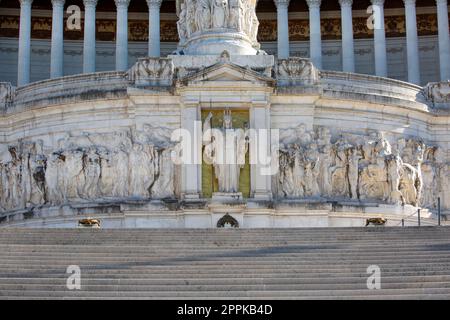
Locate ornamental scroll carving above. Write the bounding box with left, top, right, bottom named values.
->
left=128, top=58, right=174, bottom=86
left=276, top=58, right=319, bottom=86
left=425, top=81, right=450, bottom=107
left=0, top=82, right=14, bottom=109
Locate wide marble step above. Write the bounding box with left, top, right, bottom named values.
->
left=1, top=227, right=450, bottom=299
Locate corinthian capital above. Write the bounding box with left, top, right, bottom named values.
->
left=273, top=0, right=290, bottom=9
left=339, top=0, right=353, bottom=8
left=51, top=0, right=65, bottom=7
left=83, top=0, right=98, bottom=8
left=306, top=0, right=321, bottom=9
left=115, top=0, right=130, bottom=8
left=19, top=0, right=33, bottom=6
left=370, top=0, right=385, bottom=6
left=147, top=0, right=163, bottom=9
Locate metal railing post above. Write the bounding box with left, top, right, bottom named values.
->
left=438, top=197, right=441, bottom=227
left=418, top=209, right=421, bottom=227
left=402, top=219, right=404, bottom=227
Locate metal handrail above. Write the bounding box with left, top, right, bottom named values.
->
left=396, top=197, right=443, bottom=227
left=396, top=209, right=421, bottom=226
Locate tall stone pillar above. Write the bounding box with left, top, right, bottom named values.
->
left=50, top=0, right=65, bottom=78
left=339, top=0, right=355, bottom=73
left=403, top=0, right=421, bottom=84
left=181, top=105, right=201, bottom=199
left=83, top=0, right=97, bottom=73
left=306, top=0, right=322, bottom=69
left=115, top=0, right=130, bottom=71
left=273, top=0, right=290, bottom=59
left=250, top=104, right=272, bottom=200
left=436, top=0, right=450, bottom=81
left=147, top=0, right=162, bottom=57
left=371, top=0, right=387, bottom=77
left=17, top=0, right=33, bottom=86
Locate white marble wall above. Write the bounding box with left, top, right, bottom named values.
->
left=0, top=54, right=449, bottom=229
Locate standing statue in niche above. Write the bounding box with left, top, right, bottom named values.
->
left=203, top=110, right=249, bottom=193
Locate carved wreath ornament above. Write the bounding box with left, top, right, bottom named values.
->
left=216, top=214, right=239, bottom=228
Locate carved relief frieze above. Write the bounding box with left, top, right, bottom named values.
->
left=0, top=13, right=443, bottom=42
left=276, top=125, right=450, bottom=211
left=0, top=126, right=178, bottom=212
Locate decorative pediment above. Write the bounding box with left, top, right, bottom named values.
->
left=175, top=61, right=275, bottom=87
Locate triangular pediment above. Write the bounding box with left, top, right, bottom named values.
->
left=177, top=62, right=275, bottom=86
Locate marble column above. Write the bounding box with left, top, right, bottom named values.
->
left=273, top=0, right=290, bottom=59
left=436, top=0, right=450, bottom=81
left=181, top=105, right=201, bottom=199
left=50, top=0, right=65, bottom=78
left=250, top=104, right=272, bottom=200
left=371, top=0, right=387, bottom=77
left=17, top=0, right=33, bottom=86
left=403, top=0, right=421, bottom=84
left=83, top=0, right=97, bottom=73
left=147, top=0, right=162, bottom=57
left=306, top=0, right=322, bottom=69
left=339, top=0, right=355, bottom=73
left=115, top=0, right=130, bottom=71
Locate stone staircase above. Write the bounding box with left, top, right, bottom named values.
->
left=0, top=227, right=450, bottom=300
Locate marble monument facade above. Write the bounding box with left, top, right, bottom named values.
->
left=0, top=0, right=449, bottom=228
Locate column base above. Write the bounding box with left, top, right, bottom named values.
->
left=182, top=193, right=201, bottom=201
left=252, top=191, right=272, bottom=201
left=212, top=192, right=244, bottom=202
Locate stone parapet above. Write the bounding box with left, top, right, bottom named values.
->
left=319, top=70, right=430, bottom=112
left=7, top=71, right=129, bottom=113
left=0, top=56, right=445, bottom=113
